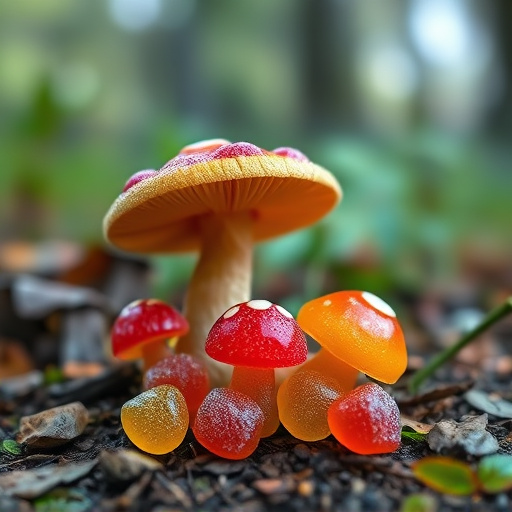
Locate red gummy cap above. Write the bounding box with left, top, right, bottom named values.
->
left=205, top=300, right=307, bottom=368
left=112, top=299, right=189, bottom=360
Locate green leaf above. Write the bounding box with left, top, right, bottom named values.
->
left=412, top=456, right=478, bottom=496
left=401, top=428, right=428, bottom=442
left=477, top=454, right=512, bottom=493
left=400, top=493, right=437, bottom=512
left=34, top=488, right=92, bottom=512
left=1, top=439, right=22, bottom=455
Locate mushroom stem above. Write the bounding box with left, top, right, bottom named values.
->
left=230, top=366, right=279, bottom=438
left=299, top=348, right=359, bottom=395
left=141, top=342, right=172, bottom=372
left=176, top=212, right=253, bottom=387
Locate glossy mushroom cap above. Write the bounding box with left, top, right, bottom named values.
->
left=205, top=300, right=308, bottom=368
left=297, top=291, right=407, bottom=384
left=103, top=140, right=341, bottom=253
left=112, top=299, right=189, bottom=360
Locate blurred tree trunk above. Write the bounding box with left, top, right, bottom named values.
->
left=301, top=0, right=355, bottom=133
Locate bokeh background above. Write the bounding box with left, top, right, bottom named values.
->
left=1, top=0, right=511, bottom=331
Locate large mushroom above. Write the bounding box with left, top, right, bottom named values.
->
left=103, top=139, right=341, bottom=386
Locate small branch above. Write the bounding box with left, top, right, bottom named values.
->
left=407, top=297, right=512, bottom=395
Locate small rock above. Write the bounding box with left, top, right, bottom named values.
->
left=293, top=443, right=311, bottom=460
left=427, top=414, right=499, bottom=456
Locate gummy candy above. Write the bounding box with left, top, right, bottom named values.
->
left=112, top=299, right=188, bottom=370
left=205, top=300, right=307, bottom=437
left=143, top=354, right=210, bottom=424
left=193, top=388, right=264, bottom=460
left=230, top=367, right=279, bottom=438
left=297, top=348, right=359, bottom=393
left=121, top=384, right=189, bottom=455
left=277, top=370, right=344, bottom=441
left=297, top=290, right=407, bottom=384
left=327, top=382, right=401, bottom=455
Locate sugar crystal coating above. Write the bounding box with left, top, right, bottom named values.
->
left=212, top=142, right=265, bottom=159
left=121, top=385, right=189, bottom=455
left=327, top=382, right=401, bottom=455
left=193, top=387, right=264, bottom=459
left=123, top=170, right=158, bottom=192
left=272, top=147, right=309, bottom=162
left=143, top=354, right=210, bottom=423
left=206, top=301, right=307, bottom=368
left=278, top=370, right=344, bottom=441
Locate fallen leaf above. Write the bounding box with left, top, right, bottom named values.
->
left=0, top=460, right=97, bottom=499
left=1, top=439, right=22, bottom=455
left=401, top=416, right=434, bottom=434
left=412, top=456, right=478, bottom=496
left=427, top=414, right=499, bottom=456
left=464, top=390, right=512, bottom=419
left=400, top=493, right=437, bottom=512
left=477, top=454, right=512, bottom=493
left=17, top=402, right=89, bottom=448
left=33, top=488, right=93, bottom=512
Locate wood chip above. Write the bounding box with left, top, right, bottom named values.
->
left=0, top=459, right=97, bottom=498
left=397, top=381, right=474, bottom=407
left=17, top=402, right=89, bottom=448
left=99, top=449, right=162, bottom=482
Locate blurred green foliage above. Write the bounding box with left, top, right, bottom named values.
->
left=1, top=0, right=511, bottom=307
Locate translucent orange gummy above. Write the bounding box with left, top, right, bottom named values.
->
left=327, top=382, right=401, bottom=455
left=143, top=354, right=210, bottom=424
left=230, top=367, right=279, bottom=438
left=277, top=370, right=344, bottom=441
left=193, top=388, right=264, bottom=460
left=297, top=291, right=407, bottom=384
left=121, top=385, right=189, bottom=455
left=298, top=348, right=359, bottom=393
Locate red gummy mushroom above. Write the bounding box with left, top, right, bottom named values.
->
left=205, top=300, right=307, bottom=437
left=112, top=299, right=189, bottom=371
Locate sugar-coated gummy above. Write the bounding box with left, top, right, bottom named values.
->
left=193, top=387, right=264, bottom=460
left=143, top=354, right=210, bottom=423
left=121, top=384, right=189, bottom=455
left=327, top=382, right=401, bottom=455
left=278, top=370, right=344, bottom=442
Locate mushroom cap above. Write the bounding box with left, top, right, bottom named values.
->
left=297, top=291, right=407, bottom=384
left=111, top=299, right=189, bottom=360
left=205, top=300, right=308, bottom=369
left=103, top=140, right=341, bottom=253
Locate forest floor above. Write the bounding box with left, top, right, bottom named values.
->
left=1, top=357, right=512, bottom=511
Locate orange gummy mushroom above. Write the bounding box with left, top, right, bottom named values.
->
left=143, top=353, right=210, bottom=424
left=277, top=290, right=406, bottom=442
left=327, top=382, right=401, bottom=455
left=297, top=290, right=407, bottom=385
left=111, top=299, right=189, bottom=371
left=193, top=387, right=264, bottom=460
left=205, top=300, right=307, bottom=437
left=104, top=139, right=341, bottom=387
left=121, top=384, right=189, bottom=455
